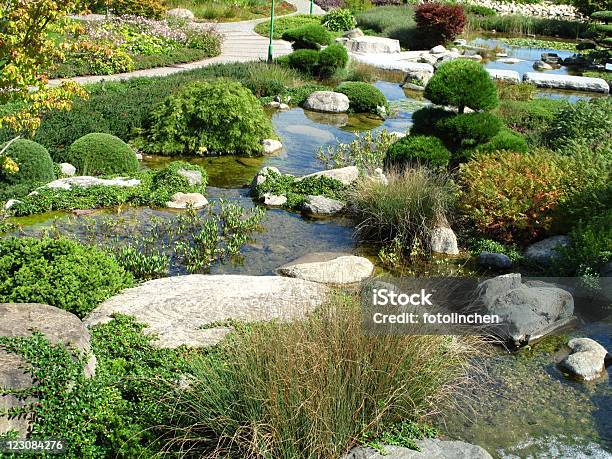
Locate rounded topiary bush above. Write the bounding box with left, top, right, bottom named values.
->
left=67, top=133, right=139, bottom=176
left=282, top=24, right=332, bottom=50
left=436, top=112, right=502, bottom=150
left=386, top=135, right=451, bottom=169
left=424, top=59, right=498, bottom=112
left=318, top=43, right=349, bottom=76
left=286, top=49, right=321, bottom=74
left=142, top=79, right=274, bottom=156
left=0, top=236, right=134, bottom=317
left=476, top=128, right=528, bottom=154
left=335, top=82, right=389, bottom=115
left=0, top=139, right=55, bottom=190
left=410, top=107, right=454, bottom=137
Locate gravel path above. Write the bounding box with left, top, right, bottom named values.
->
left=51, top=0, right=325, bottom=86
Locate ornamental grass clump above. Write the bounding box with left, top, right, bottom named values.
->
left=160, top=294, right=483, bottom=457
left=349, top=168, right=456, bottom=251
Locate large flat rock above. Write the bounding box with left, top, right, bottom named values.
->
left=276, top=252, right=374, bottom=285
left=349, top=53, right=434, bottom=77
left=523, top=73, right=609, bottom=94
left=346, top=439, right=492, bottom=458
left=0, top=303, right=96, bottom=436
left=345, top=36, right=400, bottom=54
left=487, top=68, right=520, bottom=83
left=83, top=275, right=330, bottom=348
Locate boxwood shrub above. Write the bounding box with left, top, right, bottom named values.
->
left=424, top=59, right=498, bottom=112
left=386, top=135, right=451, bottom=169
left=0, top=236, right=134, bottom=317
left=318, top=43, right=349, bottom=76
left=282, top=24, right=333, bottom=50
left=436, top=112, right=502, bottom=150
left=335, top=81, right=389, bottom=115
left=410, top=107, right=454, bottom=137
left=67, top=133, right=140, bottom=176
left=475, top=128, right=528, bottom=154
left=0, top=139, right=55, bottom=199
left=140, top=79, right=274, bottom=156
left=286, top=49, right=321, bottom=74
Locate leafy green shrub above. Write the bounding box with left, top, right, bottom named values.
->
left=424, top=59, right=498, bottom=113
left=0, top=139, right=55, bottom=194
left=436, top=112, right=502, bottom=150
left=495, top=98, right=567, bottom=147
left=161, top=294, right=481, bottom=457
left=282, top=24, right=332, bottom=50
left=318, top=43, right=349, bottom=76
left=350, top=168, right=456, bottom=250
left=322, top=8, right=357, bottom=31
left=475, top=128, right=529, bottom=154
left=410, top=106, right=454, bottom=137
left=336, top=81, right=389, bottom=115
left=544, top=97, right=612, bottom=153
left=458, top=150, right=610, bottom=242
left=286, top=48, right=321, bottom=74
left=8, top=161, right=207, bottom=216
left=140, top=79, right=274, bottom=156
left=0, top=236, right=133, bottom=317
left=386, top=135, right=451, bottom=169
left=67, top=133, right=139, bottom=176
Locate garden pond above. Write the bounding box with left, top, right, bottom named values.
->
left=8, top=77, right=611, bottom=458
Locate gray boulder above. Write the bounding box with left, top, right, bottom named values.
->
left=177, top=168, right=204, bottom=186
left=430, top=227, right=459, bottom=255
left=524, top=235, right=570, bottom=266
left=478, top=252, right=512, bottom=270
left=296, top=166, right=359, bottom=186
left=345, top=439, right=492, bottom=458
left=166, top=192, right=208, bottom=209
left=523, top=72, right=609, bottom=94
left=59, top=162, right=76, bottom=177
left=0, top=303, right=96, bottom=436
left=303, top=91, right=350, bottom=113
left=276, top=252, right=374, bottom=285
left=345, top=36, right=400, bottom=54
left=474, top=273, right=574, bottom=346
left=533, top=60, right=554, bottom=71
left=262, top=139, right=283, bottom=155
left=263, top=193, right=287, bottom=206
left=301, top=195, right=346, bottom=216
left=3, top=198, right=21, bottom=210
left=486, top=69, right=521, bottom=83
left=166, top=7, right=195, bottom=20
left=251, top=166, right=281, bottom=189
left=343, top=28, right=364, bottom=39
left=83, top=275, right=329, bottom=348
left=559, top=337, right=609, bottom=381
left=43, top=176, right=140, bottom=191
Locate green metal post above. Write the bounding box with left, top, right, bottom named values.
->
left=268, top=0, right=276, bottom=63
left=310, top=0, right=313, bottom=15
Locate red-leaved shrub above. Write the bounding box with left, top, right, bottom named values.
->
left=415, top=2, right=465, bottom=46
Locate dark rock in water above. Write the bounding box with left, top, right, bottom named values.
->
left=524, top=235, right=570, bottom=266
left=478, top=252, right=512, bottom=270
left=474, top=274, right=575, bottom=347
left=541, top=52, right=562, bottom=64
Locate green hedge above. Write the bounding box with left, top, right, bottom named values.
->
left=67, top=133, right=139, bottom=176
left=282, top=24, right=332, bottom=50
left=386, top=135, right=451, bottom=169
left=335, top=81, right=389, bottom=115
left=0, top=236, right=133, bottom=317
left=138, top=79, right=274, bottom=156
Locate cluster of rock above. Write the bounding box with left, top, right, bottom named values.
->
left=457, top=0, right=580, bottom=19
left=477, top=235, right=570, bottom=271
left=250, top=165, right=360, bottom=216
left=346, top=440, right=493, bottom=458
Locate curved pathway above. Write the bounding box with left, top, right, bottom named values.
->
left=50, top=0, right=324, bottom=86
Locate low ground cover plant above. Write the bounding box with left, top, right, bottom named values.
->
left=65, top=133, right=140, bottom=175
left=138, top=79, right=274, bottom=156
left=7, top=161, right=207, bottom=216
left=161, top=294, right=482, bottom=457
left=0, top=236, right=133, bottom=317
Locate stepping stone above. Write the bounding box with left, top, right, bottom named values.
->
left=523, top=72, right=609, bottom=93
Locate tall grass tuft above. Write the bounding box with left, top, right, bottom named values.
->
left=465, top=14, right=587, bottom=38
left=349, top=168, right=456, bottom=252
left=160, top=294, right=484, bottom=458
